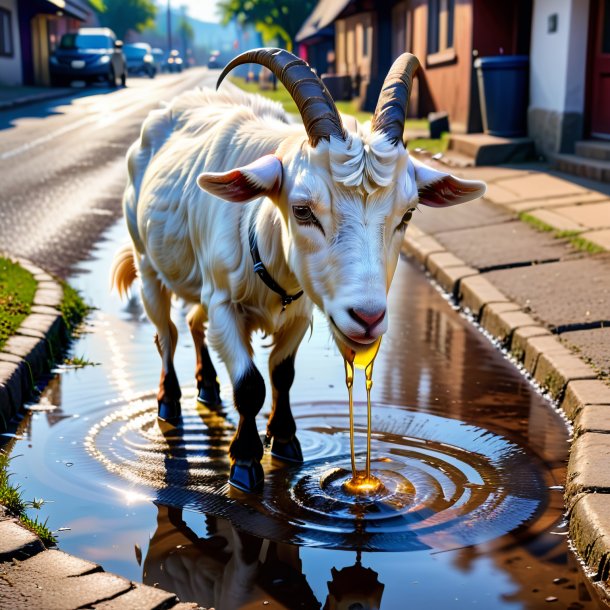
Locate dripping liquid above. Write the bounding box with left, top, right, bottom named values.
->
left=342, top=338, right=383, bottom=495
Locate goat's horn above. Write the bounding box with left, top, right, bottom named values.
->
left=371, top=53, right=421, bottom=147
left=217, top=48, right=346, bottom=147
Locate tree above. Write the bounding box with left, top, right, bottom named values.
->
left=89, top=0, right=157, bottom=41
left=217, top=0, right=317, bottom=52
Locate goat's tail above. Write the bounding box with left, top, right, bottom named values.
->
left=110, top=244, right=138, bottom=298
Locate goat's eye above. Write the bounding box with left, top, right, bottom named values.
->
left=401, top=210, right=413, bottom=225
left=292, top=205, right=314, bottom=222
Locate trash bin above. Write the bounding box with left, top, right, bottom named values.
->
left=474, top=56, right=529, bottom=137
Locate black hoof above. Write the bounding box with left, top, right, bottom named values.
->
left=229, top=460, right=264, bottom=492
left=271, top=436, right=303, bottom=463
left=196, top=382, right=221, bottom=407
left=158, top=399, right=181, bottom=423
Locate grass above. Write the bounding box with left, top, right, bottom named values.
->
left=60, top=282, right=91, bottom=335
left=0, top=258, right=37, bottom=351
left=519, top=212, right=606, bottom=254
left=63, top=355, right=99, bottom=368
left=0, top=450, right=56, bottom=545
left=408, top=132, right=450, bottom=155
left=228, top=77, right=436, bottom=150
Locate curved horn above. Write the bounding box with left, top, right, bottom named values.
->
left=371, top=53, right=421, bottom=147
left=217, top=48, right=346, bottom=147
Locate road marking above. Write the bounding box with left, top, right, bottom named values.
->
left=0, top=71, right=210, bottom=162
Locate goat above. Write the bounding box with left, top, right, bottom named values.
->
left=111, top=49, right=486, bottom=492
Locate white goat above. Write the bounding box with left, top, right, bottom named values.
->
left=111, top=49, right=485, bottom=492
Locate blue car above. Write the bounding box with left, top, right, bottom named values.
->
left=50, top=27, right=127, bottom=87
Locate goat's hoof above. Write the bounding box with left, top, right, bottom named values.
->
left=229, top=460, right=264, bottom=492
left=196, top=383, right=221, bottom=407
left=157, top=399, right=181, bottom=423
left=271, top=436, right=303, bottom=463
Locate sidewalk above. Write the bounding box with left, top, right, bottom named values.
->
left=405, top=157, right=610, bottom=587
left=0, top=85, right=75, bottom=111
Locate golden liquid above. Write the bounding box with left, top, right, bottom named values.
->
left=341, top=339, right=383, bottom=495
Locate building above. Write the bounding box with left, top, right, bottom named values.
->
left=0, top=0, right=90, bottom=87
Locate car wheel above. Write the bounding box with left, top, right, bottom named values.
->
left=121, top=71, right=127, bottom=87
left=148, top=67, right=155, bottom=78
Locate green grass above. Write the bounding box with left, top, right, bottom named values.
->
left=63, top=355, right=99, bottom=368
left=407, top=132, right=450, bottom=155
left=0, top=450, right=56, bottom=546
left=0, top=258, right=37, bottom=351
left=519, top=212, right=606, bottom=254
left=60, top=282, right=91, bottom=335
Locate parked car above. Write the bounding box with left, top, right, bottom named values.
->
left=151, top=48, right=164, bottom=71
left=123, top=43, right=156, bottom=78
left=163, top=49, right=184, bottom=73
left=50, top=27, right=127, bottom=87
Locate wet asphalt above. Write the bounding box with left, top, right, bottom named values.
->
left=0, top=68, right=214, bottom=278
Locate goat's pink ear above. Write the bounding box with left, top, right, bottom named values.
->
left=197, top=154, right=283, bottom=203
left=412, top=157, right=486, bottom=207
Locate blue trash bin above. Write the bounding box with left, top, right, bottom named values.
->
left=474, top=56, right=529, bottom=137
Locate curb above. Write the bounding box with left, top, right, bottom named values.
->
left=0, top=257, right=67, bottom=431
left=0, top=88, right=74, bottom=112
left=402, top=224, right=610, bottom=586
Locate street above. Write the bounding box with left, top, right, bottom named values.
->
left=0, top=69, right=215, bottom=277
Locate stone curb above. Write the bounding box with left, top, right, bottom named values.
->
left=0, top=257, right=68, bottom=431
left=402, top=223, right=610, bottom=583
left=0, top=88, right=74, bottom=112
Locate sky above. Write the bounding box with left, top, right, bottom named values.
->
left=169, top=0, right=221, bottom=23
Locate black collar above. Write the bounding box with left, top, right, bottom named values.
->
left=249, top=212, right=304, bottom=310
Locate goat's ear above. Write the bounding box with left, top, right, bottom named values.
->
left=197, top=154, right=282, bottom=203
left=412, top=157, right=486, bottom=207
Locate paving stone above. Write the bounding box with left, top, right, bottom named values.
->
left=13, top=259, right=44, bottom=276
left=567, top=432, right=610, bottom=494
left=555, top=201, right=610, bottom=229
left=560, top=327, right=610, bottom=380
left=482, top=183, right=521, bottom=205
left=459, top=275, right=510, bottom=316
left=0, top=550, right=130, bottom=609
left=494, top=173, right=589, bottom=200
left=580, top=229, right=610, bottom=251
left=574, top=404, right=610, bottom=435
left=411, top=200, right=512, bottom=235
left=485, top=255, right=610, bottom=330
left=0, top=360, right=24, bottom=422
left=30, top=305, right=61, bottom=316
left=33, top=285, right=63, bottom=308
left=526, top=208, right=585, bottom=232
left=426, top=252, right=466, bottom=276
left=454, top=165, right=532, bottom=183
left=1, top=335, right=47, bottom=378
left=479, top=303, right=536, bottom=344
left=569, top=493, right=610, bottom=580
left=434, top=264, right=478, bottom=295
left=0, top=520, right=45, bottom=561
left=562, top=380, right=610, bottom=420
left=402, top=234, right=445, bottom=264
left=508, top=191, right=610, bottom=213
left=522, top=335, right=566, bottom=373
left=94, top=583, right=177, bottom=610
left=510, top=325, right=553, bottom=361
left=433, top=221, right=573, bottom=271
left=534, top=347, right=597, bottom=398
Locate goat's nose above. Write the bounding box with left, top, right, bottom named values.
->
left=348, top=307, right=386, bottom=330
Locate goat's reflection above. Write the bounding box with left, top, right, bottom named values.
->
left=144, top=504, right=384, bottom=610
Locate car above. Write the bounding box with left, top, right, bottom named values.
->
left=163, top=49, right=183, bottom=73
left=123, top=42, right=156, bottom=78
left=50, top=27, right=127, bottom=87
left=151, top=48, right=164, bottom=70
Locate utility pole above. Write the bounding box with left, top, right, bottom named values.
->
left=167, top=0, right=172, bottom=51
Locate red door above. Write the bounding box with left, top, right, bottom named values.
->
left=592, top=0, right=610, bottom=136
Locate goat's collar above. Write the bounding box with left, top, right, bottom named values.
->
left=249, top=211, right=303, bottom=311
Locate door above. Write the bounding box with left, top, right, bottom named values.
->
left=592, top=0, right=610, bottom=137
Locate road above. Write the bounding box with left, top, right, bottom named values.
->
left=0, top=68, right=216, bottom=277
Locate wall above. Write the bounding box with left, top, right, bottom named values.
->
left=0, top=0, right=22, bottom=85
left=528, top=0, right=590, bottom=154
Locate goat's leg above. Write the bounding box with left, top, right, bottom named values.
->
left=267, top=316, right=309, bottom=463
left=207, top=296, right=265, bottom=492
left=140, top=259, right=181, bottom=422
left=187, top=304, right=221, bottom=407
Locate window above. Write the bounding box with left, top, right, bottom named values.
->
left=0, top=8, right=14, bottom=58
left=427, top=0, right=455, bottom=64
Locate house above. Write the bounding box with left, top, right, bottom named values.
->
left=306, top=0, right=607, bottom=164
left=0, top=0, right=90, bottom=87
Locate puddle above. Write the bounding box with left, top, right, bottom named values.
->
left=2, top=220, right=605, bottom=609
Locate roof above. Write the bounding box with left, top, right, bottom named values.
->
left=296, top=0, right=353, bottom=42
left=46, top=0, right=90, bottom=21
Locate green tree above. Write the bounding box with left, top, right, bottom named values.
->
left=217, top=0, right=316, bottom=52
left=89, top=0, right=157, bottom=41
